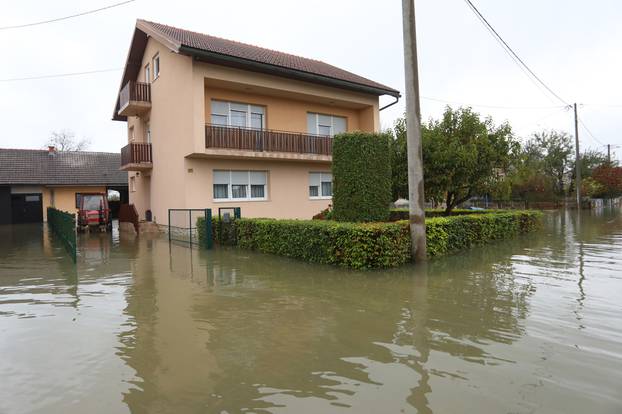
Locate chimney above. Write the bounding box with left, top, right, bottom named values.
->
left=48, top=146, right=56, bottom=156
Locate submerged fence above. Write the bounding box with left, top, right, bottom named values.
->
left=47, top=207, right=77, bottom=262
left=168, top=209, right=212, bottom=248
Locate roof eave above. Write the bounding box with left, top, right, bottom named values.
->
left=179, top=45, right=401, bottom=98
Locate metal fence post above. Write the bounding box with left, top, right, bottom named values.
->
left=205, top=208, right=213, bottom=249
left=188, top=210, right=192, bottom=246
left=234, top=207, right=241, bottom=219
left=168, top=209, right=171, bottom=242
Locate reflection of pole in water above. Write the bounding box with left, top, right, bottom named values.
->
left=405, top=264, right=432, bottom=414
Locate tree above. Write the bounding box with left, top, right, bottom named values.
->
left=45, top=130, right=90, bottom=151
left=527, top=130, right=573, bottom=196
left=592, top=165, right=622, bottom=198
left=418, top=106, right=517, bottom=214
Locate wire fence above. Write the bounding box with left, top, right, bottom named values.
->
left=168, top=209, right=211, bottom=247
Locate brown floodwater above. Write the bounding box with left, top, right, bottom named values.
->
left=0, top=210, right=621, bottom=414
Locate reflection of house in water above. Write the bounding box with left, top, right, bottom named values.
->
left=116, top=232, right=541, bottom=413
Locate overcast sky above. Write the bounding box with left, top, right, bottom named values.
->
left=1, top=0, right=621, bottom=160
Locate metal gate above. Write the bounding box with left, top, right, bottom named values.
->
left=168, top=208, right=212, bottom=248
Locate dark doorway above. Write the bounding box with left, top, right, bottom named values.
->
left=0, top=186, right=11, bottom=225
left=11, top=193, right=43, bottom=224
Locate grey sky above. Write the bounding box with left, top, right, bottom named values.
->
left=1, top=0, right=620, bottom=160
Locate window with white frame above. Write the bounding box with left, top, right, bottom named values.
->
left=144, top=64, right=150, bottom=83
left=309, top=172, right=332, bottom=198
left=130, top=176, right=136, bottom=192
left=153, top=54, right=160, bottom=79
left=211, top=100, right=265, bottom=129
left=307, top=113, right=346, bottom=136
left=213, top=170, right=267, bottom=201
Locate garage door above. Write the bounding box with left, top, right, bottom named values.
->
left=11, top=193, right=43, bottom=223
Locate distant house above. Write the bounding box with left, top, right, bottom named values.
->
left=113, top=19, right=400, bottom=223
left=0, top=147, right=128, bottom=224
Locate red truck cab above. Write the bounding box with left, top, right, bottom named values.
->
left=77, top=193, right=111, bottom=232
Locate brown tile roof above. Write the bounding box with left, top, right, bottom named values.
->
left=0, top=149, right=127, bottom=186
left=138, top=19, right=400, bottom=96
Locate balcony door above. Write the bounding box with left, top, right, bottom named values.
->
left=211, top=100, right=265, bottom=130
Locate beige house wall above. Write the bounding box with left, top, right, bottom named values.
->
left=42, top=186, right=107, bottom=221
left=185, top=158, right=331, bottom=219
left=123, top=36, right=383, bottom=223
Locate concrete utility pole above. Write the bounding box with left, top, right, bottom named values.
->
left=607, top=144, right=611, bottom=164
left=402, top=0, right=427, bottom=261
left=574, top=103, right=581, bottom=209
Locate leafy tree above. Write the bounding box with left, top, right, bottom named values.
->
left=419, top=106, right=517, bottom=214
left=45, top=130, right=90, bottom=151
left=526, top=130, right=573, bottom=196
left=592, top=165, right=622, bottom=198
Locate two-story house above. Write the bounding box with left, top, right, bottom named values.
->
left=114, top=20, right=400, bottom=223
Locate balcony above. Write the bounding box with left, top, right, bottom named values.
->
left=117, top=81, right=151, bottom=117
left=120, top=142, right=152, bottom=171
left=204, top=124, right=332, bottom=162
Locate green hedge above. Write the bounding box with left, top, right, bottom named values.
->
left=198, top=211, right=542, bottom=269
left=196, top=217, right=237, bottom=246
left=236, top=219, right=411, bottom=269
left=424, top=210, right=541, bottom=257
left=332, top=132, right=392, bottom=222
left=388, top=208, right=500, bottom=221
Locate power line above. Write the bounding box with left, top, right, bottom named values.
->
left=577, top=117, right=605, bottom=146
left=0, top=68, right=122, bottom=82
left=0, top=0, right=136, bottom=31
left=421, top=95, right=564, bottom=110
left=463, top=0, right=569, bottom=106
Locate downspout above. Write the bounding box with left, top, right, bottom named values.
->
left=380, top=94, right=400, bottom=111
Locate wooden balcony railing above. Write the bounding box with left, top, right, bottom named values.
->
left=205, top=124, right=332, bottom=156
left=121, top=142, right=152, bottom=167
left=118, top=81, right=151, bottom=115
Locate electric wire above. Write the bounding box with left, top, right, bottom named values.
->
left=463, top=0, right=569, bottom=106
left=0, top=68, right=123, bottom=82
left=0, top=0, right=136, bottom=31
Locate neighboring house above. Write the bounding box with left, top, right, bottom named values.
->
left=0, top=147, right=128, bottom=224
left=114, top=19, right=400, bottom=223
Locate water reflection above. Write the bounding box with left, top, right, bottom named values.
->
left=1, top=210, right=621, bottom=413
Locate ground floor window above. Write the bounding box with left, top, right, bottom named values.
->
left=309, top=172, right=332, bottom=199
left=213, top=170, right=267, bottom=201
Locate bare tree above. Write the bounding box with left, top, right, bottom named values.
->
left=46, top=130, right=90, bottom=151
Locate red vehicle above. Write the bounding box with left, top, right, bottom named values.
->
left=77, top=193, right=112, bottom=232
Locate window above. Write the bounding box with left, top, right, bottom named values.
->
left=25, top=195, right=40, bottom=202
left=145, top=64, right=150, bottom=83
left=129, top=126, right=135, bottom=142
left=213, top=170, right=267, bottom=201
left=307, top=113, right=346, bottom=137
left=146, top=122, right=151, bottom=143
left=130, top=176, right=136, bottom=192
left=75, top=193, right=82, bottom=208
left=153, top=54, right=160, bottom=79
left=309, top=172, right=332, bottom=198
left=211, top=100, right=265, bottom=129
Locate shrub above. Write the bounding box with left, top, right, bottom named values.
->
left=312, top=205, right=334, bottom=220
left=236, top=219, right=411, bottom=269
left=199, top=211, right=542, bottom=269
left=196, top=216, right=237, bottom=246
left=332, top=132, right=392, bottom=222
left=424, top=210, right=542, bottom=257
left=388, top=208, right=500, bottom=221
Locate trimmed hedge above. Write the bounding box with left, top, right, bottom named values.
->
left=424, top=210, right=541, bottom=257
left=198, top=211, right=542, bottom=269
left=388, top=208, right=500, bottom=221
left=332, top=132, right=392, bottom=222
left=236, top=219, right=411, bottom=269
left=196, top=217, right=237, bottom=246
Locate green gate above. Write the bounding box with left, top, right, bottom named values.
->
left=47, top=207, right=77, bottom=262
left=168, top=208, right=213, bottom=249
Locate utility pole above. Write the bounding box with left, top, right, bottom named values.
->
left=402, top=0, right=427, bottom=261
left=607, top=144, right=611, bottom=164
left=574, top=103, right=581, bottom=209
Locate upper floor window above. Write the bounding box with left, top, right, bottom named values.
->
left=213, top=170, right=267, bottom=201
left=309, top=172, right=332, bottom=198
left=211, top=100, right=265, bottom=129
left=153, top=54, right=160, bottom=79
left=144, top=64, right=150, bottom=83
left=307, top=113, right=346, bottom=137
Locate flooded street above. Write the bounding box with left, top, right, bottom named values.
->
left=1, top=211, right=621, bottom=414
